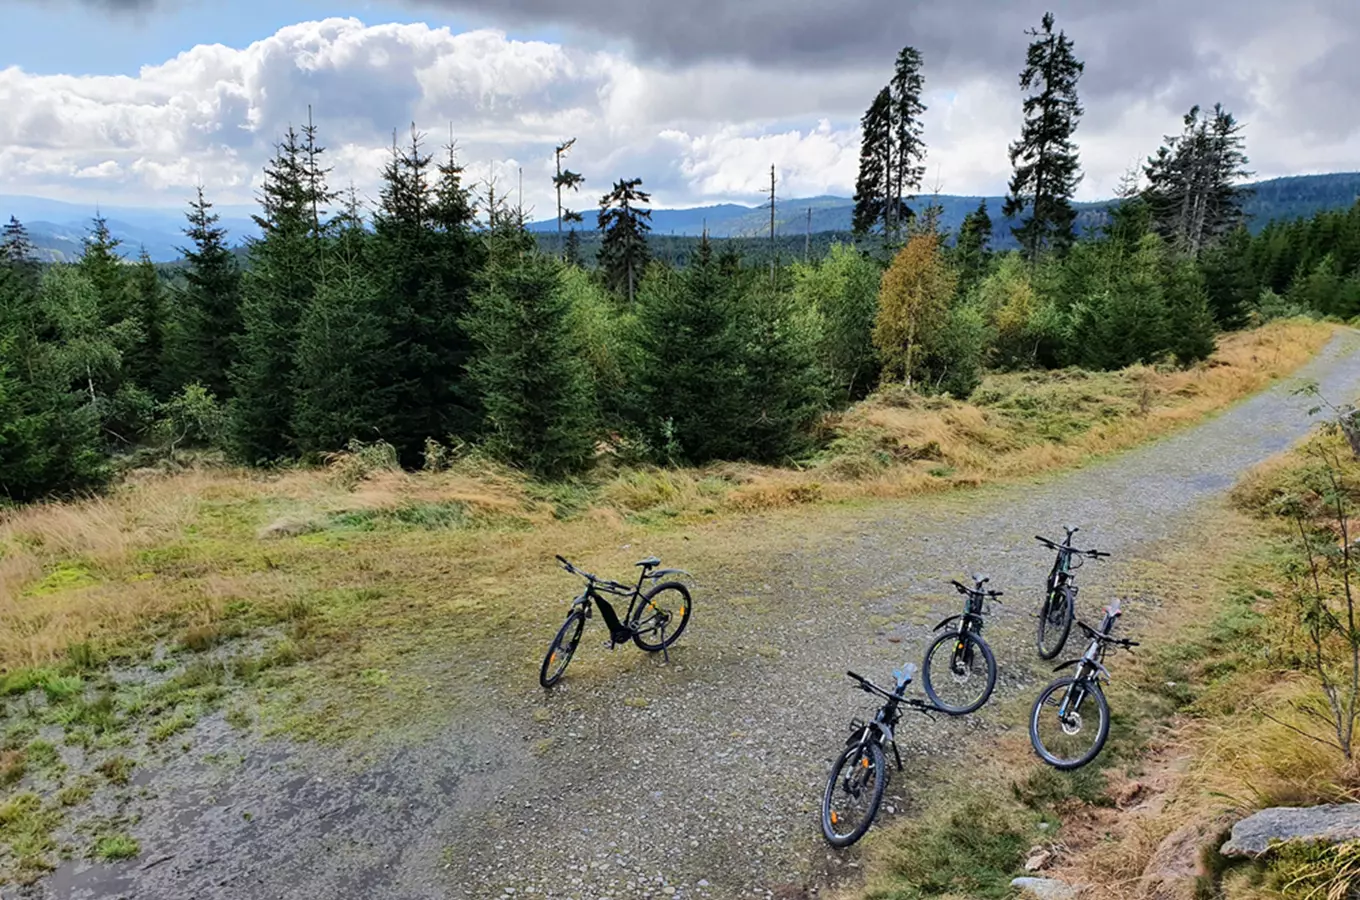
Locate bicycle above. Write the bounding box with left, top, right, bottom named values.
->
left=539, top=555, right=693, bottom=689
left=920, top=574, right=1002, bottom=715
left=1034, top=525, right=1110, bottom=660
left=821, top=665, right=937, bottom=847
left=1028, top=598, right=1139, bottom=770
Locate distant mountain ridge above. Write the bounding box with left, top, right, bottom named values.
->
left=5, top=173, right=1359, bottom=264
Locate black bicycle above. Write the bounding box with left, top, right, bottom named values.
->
left=921, top=574, right=1002, bottom=715
left=1034, top=525, right=1110, bottom=660
left=539, top=555, right=693, bottom=688
left=1028, top=598, right=1139, bottom=770
left=821, top=666, right=936, bottom=847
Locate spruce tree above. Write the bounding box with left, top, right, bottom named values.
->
left=0, top=225, right=107, bottom=501
left=169, top=186, right=242, bottom=400
left=228, top=126, right=318, bottom=464
left=293, top=193, right=396, bottom=454
left=126, top=248, right=165, bottom=397
left=791, top=242, right=881, bottom=403
left=78, top=213, right=132, bottom=327
left=368, top=126, right=484, bottom=462
left=852, top=88, right=893, bottom=239
left=629, top=236, right=745, bottom=463
left=1003, top=12, right=1085, bottom=261
left=955, top=200, right=994, bottom=295
left=597, top=178, right=652, bottom=304
left=888, top=46, right=928, bottom=241
left=462, top=248, right=597, bottom=476
left=564, top=228, right=584, bottom=267
left=1143, top=103, right=1252, bottom=256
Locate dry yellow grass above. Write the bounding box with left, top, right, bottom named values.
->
left=0, top=319, right=1334, bottom=676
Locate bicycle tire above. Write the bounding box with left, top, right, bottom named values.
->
left=921, top=629, right=997, bottom=715
left=1029, top=675, right=1110, bottom=770
left=539, top=610, right=585, bottom=688
left=1036, top=584, right=1074, bottom=660
left=820, top=740, right=887, bottom=848
left=631, top=581, right=691, bottom=652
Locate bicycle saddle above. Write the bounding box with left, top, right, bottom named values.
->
left=635, top=556, right=661, bottom=569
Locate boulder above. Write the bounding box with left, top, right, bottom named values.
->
left=1140, top=813, right=1237, bottom=900
left=1010, top=876, right=1080, bottom=900
left=1220, top=803, right=1360, bottom=858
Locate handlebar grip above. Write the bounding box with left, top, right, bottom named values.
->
left=951, top=580, right=967, bottom=592
left=847, top=670, right=864, bottom=681
left=556, top=554, right=568, bottom=565
left=989, top=590, right=1004, bottom=597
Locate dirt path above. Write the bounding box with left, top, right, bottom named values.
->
left=30, top=329, right=1360, bottom=900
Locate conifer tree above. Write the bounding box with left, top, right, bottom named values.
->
left=1143, top=103, right=1252, bottom=256
left=1003, top=12, right=1085, bottom=261
left=0, top=224, right=107, bottom=501
left=852, top=88, right=893, bottom=239
left=228, top=126, right=318, bottom=464
left=629, top=236, right=745, bottom=463
left=955, top=199, right=994, bottom=295
left=462, top=247, right=597, bottom=476
left=888, top=46, right=928, bottom=240
left=126, top=248, right=165, bottom=397
left=293, top=191, right=396, bottom=454
left=791, top=242, right=881, bottom=403
left=564, top=228, right=584, bottom=267
left=368, top=126, right=484, bottom=461
left=169, top=186, right=242, bottom=400
left=597, top=178, right=652, bottom=304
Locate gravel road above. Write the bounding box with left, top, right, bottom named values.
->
left=27, top=329, right=1360, bottom=900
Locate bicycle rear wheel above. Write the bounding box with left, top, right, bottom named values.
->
left=540, top=610, right=585, bottom=688
left=632, top=581, right=691, bottom=652
left=922, top=629, right=996, bottom=715
left=1029, top=676, right=1110, bottom=770
left=1036, top=584, right=1074, bottom=660
left=820, top=740, right=887, bottom=848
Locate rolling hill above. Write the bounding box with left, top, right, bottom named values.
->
left=5, top=172, right=1358, bottom=264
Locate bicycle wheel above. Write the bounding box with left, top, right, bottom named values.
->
left=820, top=740, right=887, bottom=848
left=631, top=581, right=691, bottom=652
left=1029, top=676, right=1110, bottom=770
left=922, top=629, right=997, bottom=715
left=539, top=610, right=585, bottom=688
left=1036, top=584, right=1074, bottom=660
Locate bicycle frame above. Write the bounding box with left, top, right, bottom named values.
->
left=1051, top=607, right=1120, bottom=715
left=843, top=671, right=935, bottom=772
left=567, top=563, right=692, bottom=646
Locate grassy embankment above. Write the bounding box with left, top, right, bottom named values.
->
left=839, top=397, right=1360, bottom=900
left=0, top=318, right=1338, bottom=883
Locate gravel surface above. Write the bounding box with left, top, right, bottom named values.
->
left=25, top=329, right=1360, bottom=900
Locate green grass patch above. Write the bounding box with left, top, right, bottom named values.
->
left=0, top=792, right=61, bottom=882
left=863, top=793, right=1033, bottom=899
left=92, top=833, right=139, bottom=861
left=24, top=562, right=98, bottom=597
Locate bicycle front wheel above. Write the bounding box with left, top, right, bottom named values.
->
left=632, top=581, right=691, bottom=652
left=820, top=740, right=887, bottom=848
left=1036, top=584, right=1073, bottom=660
left=1029, top=676, right=1110, bottom=770
left=922, top=629, right=997, bottom=715
left=540, top=610, right=585, bottom=688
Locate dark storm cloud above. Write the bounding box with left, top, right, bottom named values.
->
left=407, top=0, right=1357, bottom=106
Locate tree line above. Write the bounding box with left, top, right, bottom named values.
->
left=1, top=12, right=1356, bottom=505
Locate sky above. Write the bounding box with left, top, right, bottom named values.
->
left=1, top=0, right=1357, bottom=219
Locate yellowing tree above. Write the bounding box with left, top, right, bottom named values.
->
left=872, top=231, right=957, bottom=384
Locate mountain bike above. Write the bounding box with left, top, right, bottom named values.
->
left=539, top=555, right=693, bottom=688
left=1028, top=598, right=1139, bottom=770
left=821, top=665, right=937, bottom=847
left=920, top=574, right=1002, bottom=715
left=1034, top=525, right=1110, bottom=660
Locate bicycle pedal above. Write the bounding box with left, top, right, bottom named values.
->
left=603, top=640, right=615, bottom=650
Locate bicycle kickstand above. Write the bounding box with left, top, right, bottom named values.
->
left=661, top=621, right=670, bottom=665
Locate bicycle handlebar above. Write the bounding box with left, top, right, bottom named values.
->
left=1035, top=536, right=1109, bottom=558
left=1075, top=620, right=1139, bottom=648
left=556, top=555, right=630, bottom=594
left=951, top=580, right=1003, bottom=598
